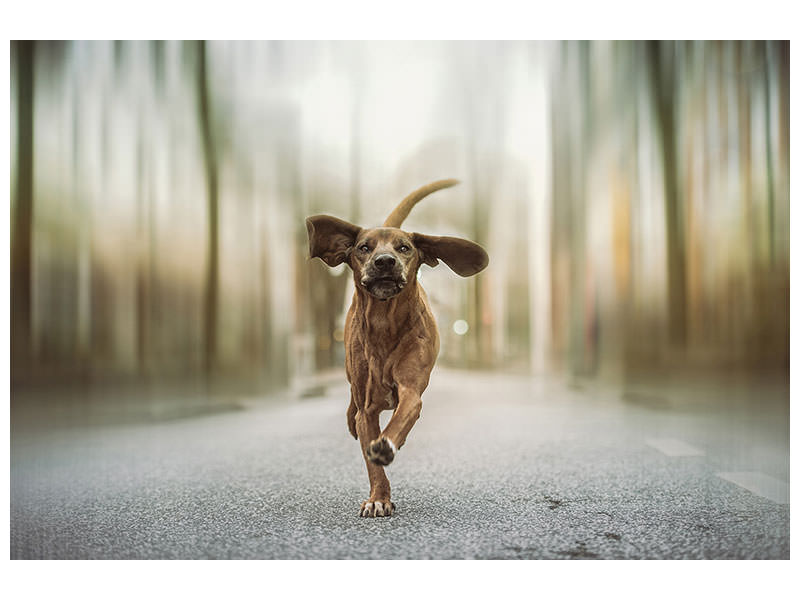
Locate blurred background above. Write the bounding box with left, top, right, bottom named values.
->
left=10, top=40, right=789, bottom=413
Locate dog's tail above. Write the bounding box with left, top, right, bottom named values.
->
left=383, top=179, right=460, bottom=228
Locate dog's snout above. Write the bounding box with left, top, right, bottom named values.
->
left=374, top=254, right=397, bottom=270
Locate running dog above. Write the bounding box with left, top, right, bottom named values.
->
left=306, top=179, right=489, bottom=517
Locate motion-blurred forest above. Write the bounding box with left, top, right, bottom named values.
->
left=10, top=41, right=789, bottom=398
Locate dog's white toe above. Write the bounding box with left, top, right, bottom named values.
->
left=360, top=500, right=395, bottom=518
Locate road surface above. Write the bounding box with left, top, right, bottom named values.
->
left=11, top=370, right=789, bottom=559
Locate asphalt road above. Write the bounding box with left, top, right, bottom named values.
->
left=10, top=370, right=789, bottom=559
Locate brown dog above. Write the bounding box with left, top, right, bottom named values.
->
left=306, top=179, right=489, bottom=517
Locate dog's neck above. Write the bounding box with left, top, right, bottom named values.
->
left=352, top=276, right=422, bottom=339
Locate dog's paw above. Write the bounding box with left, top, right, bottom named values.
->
left=360, top=500, right=396, bottom=518
left=366, top=436, right=396, bottom=466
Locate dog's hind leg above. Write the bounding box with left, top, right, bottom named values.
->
left=346, top=390, right=358, bottom=440
left=356, top=408, right=394, bottom=517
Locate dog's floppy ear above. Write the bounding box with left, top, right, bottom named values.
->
left=306, top=215, right=361, bottom=267
left=412, top=233, right=489, bottom=277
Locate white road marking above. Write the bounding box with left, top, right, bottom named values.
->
left=716, top=471, right=789, bottom=505
left=645, top=437, right=705, bottom=457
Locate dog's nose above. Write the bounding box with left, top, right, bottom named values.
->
left=374, top=254, right=396, bottom=270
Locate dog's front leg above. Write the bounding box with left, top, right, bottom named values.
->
left=369, top=384, right=422, bottom=464
left=355, top=408, right=394, bottom=517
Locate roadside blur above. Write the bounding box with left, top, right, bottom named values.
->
left=10, top=41, right=789, bottom=402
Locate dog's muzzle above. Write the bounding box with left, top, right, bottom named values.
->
left=362, top=254, right=406, bottom=300
left=361, top=274, right=407, bottom=300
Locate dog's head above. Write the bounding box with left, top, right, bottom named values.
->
left=306, top=180, right=489, bottom=300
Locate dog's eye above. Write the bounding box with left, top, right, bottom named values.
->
left=359, top=244, right=370, bottom=253
left=398, top=245, right=410, bottom=253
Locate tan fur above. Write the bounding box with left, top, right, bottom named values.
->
left=306, top=180, right=488, bottom=518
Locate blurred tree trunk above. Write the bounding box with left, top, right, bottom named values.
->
left=762, top=41, right=776, bottom=266
left=350, top=55, right=364, bottom=225
left=736, top=42, right=754, bottom=268
left=776, top=41, right=789, bottom=194
left=571, top=41, right=591, bottom=376
left=775, top=41, right=789, bottom=268
left=134, top=41, right=165, bottom=377
left=73, top=53, right=92, bottom=370
left=196, top=40, right=219, bottom=377
left=548, top=44, right=570, bottom=371
left=470, top=171, right=491, bottom=368
left=11, top=41, right=36, bottom=375
left=135, top=110, right=150, bottom=375
left=647, top=41, right=687, bottom=348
